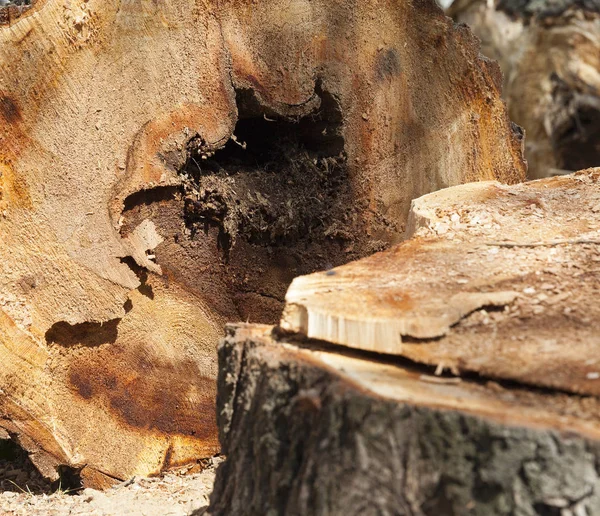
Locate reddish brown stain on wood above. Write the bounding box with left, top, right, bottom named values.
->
left=0, top=95, right=21, bottom=124
left=0, top=162, right=32, bottom=208
left=70, top=371, right=94, bottom=400
left=67, top=343, right=217, bottom=440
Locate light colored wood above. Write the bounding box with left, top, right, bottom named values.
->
left=0, top=0, right=525, bottom=486
left=282, top=169, right=600, bottom=395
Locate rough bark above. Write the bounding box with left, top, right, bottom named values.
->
left=450, top=0, right=600, bottom=179
left=0, top=0, right=524, bottom=486
left=210, top=325, right=600, bottom=516
left=210, top=170, right=600, bottom=515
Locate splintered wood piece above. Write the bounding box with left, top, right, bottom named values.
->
left=281, top=169, right=600, bottom=396
left=209, top=324, right=600, bottom=515
left=0, top=0, right=524, bottom=486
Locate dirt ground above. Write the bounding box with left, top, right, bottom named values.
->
left=0, top=445, right=219, bottom=516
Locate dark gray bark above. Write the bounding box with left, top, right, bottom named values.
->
left=496, top=0, right=600, bottom=19
left=209, top=325, right=600, bottom=516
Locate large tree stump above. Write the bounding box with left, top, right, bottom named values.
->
left=450, top=0, right=600, bottom=179
left=210, top=169, right=600, bottom=515
left=0, top=0, right=525, bottom=486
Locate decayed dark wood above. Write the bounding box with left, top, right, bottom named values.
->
left=209, top=325, right=600, bottom=516
left=0, top=0, right=525, bottom=486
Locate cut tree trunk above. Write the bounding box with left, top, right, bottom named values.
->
left=449, top=0, right=600, bottom=179
left=210, top=169, right=600, bottom=516
left=0, top=0, right=525, bottom=486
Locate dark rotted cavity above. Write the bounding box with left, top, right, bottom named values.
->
left=376, top=48, right=401, bottom=81
left=0, top=0, right=32, bottom=5
left=45, top=319, right=120, bottom=347
left=531, top=503, right=563, bottom=516
left=120, top=256, right=155, bottom=299
left=553, top=102, right=600, bottom=171
left=122, top=186, right=179, bottom=212
left=0, top=2, right=34, bottom=26
left=53, top=465, right=83, bottom=494
left=179, top=86, right=350, bottom=257
left=0, top=438, right=20, bottom=461
left=44, top=296, right=136, bottom=347
left=118, top=84, right=383, bottom=327
left=0, top=437, right=79, bottom=495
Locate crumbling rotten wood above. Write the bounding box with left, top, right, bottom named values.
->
left=210, top=169, right=600, bottom=515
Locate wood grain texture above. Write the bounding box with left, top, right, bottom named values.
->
left=281, top=169, right=600, bottom=395
left=212, top=171, right=600, bottom=515
left=450, top=0, right=600, bottom=178
left=0, top=0, right=525, bottom=485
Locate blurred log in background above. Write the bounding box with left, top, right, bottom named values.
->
left=450, top=0, right=600, bottom=178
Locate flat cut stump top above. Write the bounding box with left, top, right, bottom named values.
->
left=281, top=169, right=600, bottom=396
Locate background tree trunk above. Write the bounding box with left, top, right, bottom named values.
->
left=210, top=169, right=600, bottom=515
left=450, top=0, right=600, bottom=179
left=0, top=0, right=524, bottom=486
